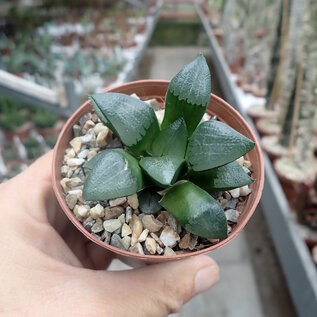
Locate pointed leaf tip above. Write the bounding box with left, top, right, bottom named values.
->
left=162, top=55, right=211, bottom=136
left=90, top=92, right=159, bottom=156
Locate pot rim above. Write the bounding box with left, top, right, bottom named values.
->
left=52, top=79, right=264, bottom=261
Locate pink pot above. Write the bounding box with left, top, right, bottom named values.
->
left=52, top=80, right=264, bottom=264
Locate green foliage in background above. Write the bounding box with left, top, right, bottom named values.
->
left=33, top=109, right=57, bottom=129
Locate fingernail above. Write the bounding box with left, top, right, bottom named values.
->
left=194, top=264, right=219, bottom=295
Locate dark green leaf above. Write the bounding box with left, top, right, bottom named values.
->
left=83, top=149, right=143, bottom=201
left=161, top=54, right=211, bottom=136
left=90, top=93, right=160, bottom=156
left=160, top=181, right=227, bottom=239
left=138, top=189, right=162, bottom=214
left=139, top=155, right=185, bottom=187
left=189, top=161, right=253, bottom=190
left=151, top=117, right=187, bottom=157
left=83, top=151, right=103, bottom=172
left=187, top=120, right=255, bottom=171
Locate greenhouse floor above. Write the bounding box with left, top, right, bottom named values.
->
left=108, top=46, right=297, bottom=317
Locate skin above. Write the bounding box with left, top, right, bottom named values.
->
left=0, top=151, right=219, bottom=317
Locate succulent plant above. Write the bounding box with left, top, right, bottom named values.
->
left=33, top=109, right=58, bottom=129
left=82, top=55, right=255, bottom=239
left=265, top=0, right=291, bottom=111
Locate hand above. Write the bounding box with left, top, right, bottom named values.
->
left=0, top=151, right=219, bottom=317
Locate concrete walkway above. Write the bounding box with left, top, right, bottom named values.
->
left=109, top=47, right=265, bottom=317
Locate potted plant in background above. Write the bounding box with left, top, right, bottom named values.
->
left=33, top=108, right=60, bottom=137
left=52, top=55, right=264, bottom=262
left=247, top=0, right=290, bottom=123
left=0, top=97, right=32, bottom=140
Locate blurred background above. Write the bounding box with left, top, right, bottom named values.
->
left=0, top=0, right=316, bottom=316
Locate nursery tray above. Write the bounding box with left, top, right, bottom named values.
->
left=0, top=1, right=162, bottom=118
left=195, top=2, right=317, bottom=317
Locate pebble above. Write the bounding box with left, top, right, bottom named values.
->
left=126, top=206, right=133, bottom=223
left=91, top=113, right=99, bottom=123
left=179, top=233, right=191, bottom=249
left=129, top=242, right=144, bottom=254
left=142, top=215, right=163, bottom=233
left=145, top=238, right=157, bottom=255
left=101, top=230, right=111, bottom=243
left=145, top=98, right=160, bottom=110
left=103, top=219, right=122, bottom=233
left=226, top=198, right=237, bottom=210
left=109, top=197, right=127, bottom=207
left=83, top=216, right=95, bottom=232
left=225, top=209, right=239, bottom=223
left=156, top=211, right=168, bottom=225
left=150, top=233, right=164, bottom=247
left=91, top=233, right=102, bottom=240
left=83, top=119, right=95, bottom=132
left=87, top=149, right=98, bottom=160
left=160, top=226, right=180, bottom=248
left=164, top=247, right=176, bottom=256
left=65, top=148, right=76, bottom=159
left=68, top=189, right=83, bottom=197
left=229, top=188, right=240, bottom=198
left=60, top=178, right=71, bottom=193
left=70, top=137, right=82, bottom=154
left=65, top=193, right=77, bottom=210
left=227, top=225, right=232, bottom=234
left=243, top=166, right=251, bottom=175
left=244, top=160, right=252, bottom=168
left=78, top=149, right=89, bottom=159
left=86, top=129, right=97, bottom=147
left=138, top=229, right=149, bottom=243
left=90, top=204, right=104, bottom=219
left=188, top=234, right=198, bottom=250
left=167, top=215, right=178, bottom=232
left=118, top=214, right=126, bottom=224
left=224, top=191, right=231, bottom=200
left=155, top=109, right=165, bottom=125
left=96, top=128, right=110, bottom=147
left=66, top=177, right=83, bottom=188
left=236, top=156, right=244, bottom=166
left=122, top=236, right=131, bottom=250
left=77, top=205, right=90, bottom=218
left=121, top=223, right=132, bottom=237
left=73, top=124, right=82, bottom=137
left=72, top=168, right=85, bottom=181
left=79, top=114, right=92, bottom=126
left=61, top=165, right=69, bottom=177
left=104, top=206, right=124, bottom=220
left=130, top=93, right=140, bottom=99
left=67, top=158, right=85, bottom=167
left=127, top=194, right=139, bottom=209
left=240, top=185, right=251, bottom=196
left=91, top=219, right=104, bottom=233
left=81, top=133, right=94, bottom=145
left=220, top=198, right=228, bottom=209
left=156, top=244, right=164, bottom=254
left=130, top=214, right=143, bottom=246
left=93, top=123, right=106, bottom=135
left=73, top=205, right=82, bottom=220
left=110, top=234, right=125, bottom=250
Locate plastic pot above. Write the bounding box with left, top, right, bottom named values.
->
left=52, top=80, right=264, bottom=264
left=246, top=104, right=278, bottom=125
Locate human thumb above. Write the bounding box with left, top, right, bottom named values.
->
left=99, top=255, right=219, bottom=317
